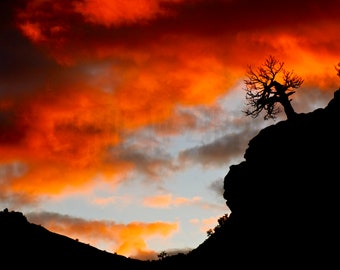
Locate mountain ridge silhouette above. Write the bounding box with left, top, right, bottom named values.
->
left=1, top=89, right=339, bottom=268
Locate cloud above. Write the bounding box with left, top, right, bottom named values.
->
left=1, top=0, right=339, bottom=225
left=26, top=211, right=179, bottom=260
left=142, top=193, right=227, bottom=214
left=73, top=0, right=186, bottom=27
left=11, top=0, right=340, bottom=70
left=107, top=142, right=179, bottom=180
left=143, top=194, right=201, bottom=208
left=208, top=178, right=224, bottom=198
left=178, top=121, right=260, bottom=167
left=0, top=87, right=135, bottom=201
left=91, top=195, right=133, bottom=206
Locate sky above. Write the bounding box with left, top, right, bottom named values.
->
left=1, top=0, right=339, bottom=260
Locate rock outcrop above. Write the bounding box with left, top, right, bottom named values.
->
left=221, top=88, right=340, bottom=267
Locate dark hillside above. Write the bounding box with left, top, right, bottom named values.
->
left=0, top=209, right=149, bottom=269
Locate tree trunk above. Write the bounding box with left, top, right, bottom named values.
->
left=273, top=81, right=297, bottom=120
left=280, top=97, right=296, bottom=120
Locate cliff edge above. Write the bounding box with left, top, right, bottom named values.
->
left=189, top=89, right=340, bottom=268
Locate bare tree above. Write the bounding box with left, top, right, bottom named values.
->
left=157, top=251, right=168, bottom=260
left=243, top=55, right=304, bottom=120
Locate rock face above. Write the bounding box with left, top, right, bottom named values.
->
left=221, top=89, right=340, bottom=267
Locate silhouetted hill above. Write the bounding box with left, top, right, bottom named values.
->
left=1, top=89, right=340, bottom=268
left=189, top=88, right=340, bottom=268
left=0, top=209, right=149, bottom=269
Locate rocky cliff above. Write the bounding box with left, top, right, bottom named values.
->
left=190, top=89, right=340, bottom=267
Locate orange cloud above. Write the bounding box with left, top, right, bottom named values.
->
left=18, top=22, right=46, bottom=42
left=2, top=0, right=339, bottom=204
left=115, top=221, right=178, bottom=259
left=0, top=87, right=135, bottom=198
left=91, top=194, right=134, bottom=207
left=143, top=194, right=202, bottom=208
left=16, top=0, right=340, bottom=90
left=73, top=0, right=181, bottom=27
left=143, top=194, right=173, bottom=208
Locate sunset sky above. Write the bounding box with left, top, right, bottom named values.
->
left=1, top=0, right=339, bottom=260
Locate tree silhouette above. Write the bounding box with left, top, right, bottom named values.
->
left=243, top=55, right=304, bottom=120
left=206, top=228, right=214, bottom=237
left=157, top=251, right=168, bottom=260
left=206, top=213, right=229, bottom=237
